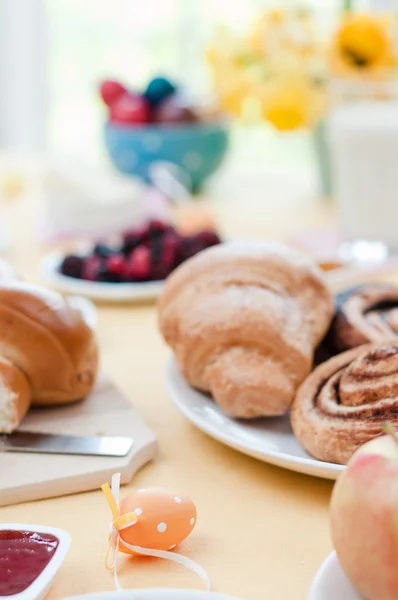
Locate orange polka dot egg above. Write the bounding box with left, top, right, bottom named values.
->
left=117, top=487, right=197, bottom=553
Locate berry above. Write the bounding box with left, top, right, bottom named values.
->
left=148, top=219, right=170, bottom=238
left=127, top=246, right=151, bottom=281
left=110, top=93, right=151, bottom=125
left=176, top=231, right=221, bottom=265
left=99, top=80, right=127, bottom=107
left=122, top=227, right=149, bottom=255
left=82, top=256, right=103, bottom=281
left=193, top=230, right=221, bottom=249
left=105, top=253, right=128, bottom=281
left=144, top=76, right=177, bottom=108
left=150, top=232, right=180, bottom=280
left=60, top=255, right=84, bottom=279
left=93, top=243, right=116, bottom=259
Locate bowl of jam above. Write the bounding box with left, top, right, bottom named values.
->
left=0, top=524, right=71, bottom=599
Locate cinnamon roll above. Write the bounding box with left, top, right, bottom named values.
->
left=327, top=284, right=398, bottom=353
left=291, top=341, right=398, bottom=465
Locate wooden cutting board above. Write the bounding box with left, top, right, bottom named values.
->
left=0, top=374, right=157, bottom=507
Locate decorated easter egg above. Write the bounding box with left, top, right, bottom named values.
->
left=118, top=487, right=197, bottom=551
left=144, top=76, right=177, bottom=107
left=110, top=93, right=151, bottom=125
left=100, top=80, right=127, bottom=107
left=154, top=95, right=198, bottom=125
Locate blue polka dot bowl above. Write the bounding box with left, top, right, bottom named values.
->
left=104, top=119, right=229, bottom=193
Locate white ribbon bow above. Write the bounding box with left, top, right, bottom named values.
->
left=104, top=473, right=211, bottom=592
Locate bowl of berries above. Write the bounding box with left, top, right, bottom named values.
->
left=42, top=220, right=222, bottom=302
left=100, top=76, right=229, bottom=193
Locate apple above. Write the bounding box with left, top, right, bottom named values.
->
left=330, top=427, right=398, bottom=600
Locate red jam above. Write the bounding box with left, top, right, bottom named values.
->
left=0, top=530, right=59, bottom=596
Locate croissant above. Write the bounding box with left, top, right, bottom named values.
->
left=158, top=242, right=334, bottom=418
left=291, top=341, right=398, bottom=465
left=0, top=282, right=99, bottom=432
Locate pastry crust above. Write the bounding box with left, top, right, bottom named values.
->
left=328, top=284, right=398, bottom=352
left=291, top=341, right=398, bottom=465
left=159, top=241, right=334, bottom=418
left=0, top=282, right=98, bottom=406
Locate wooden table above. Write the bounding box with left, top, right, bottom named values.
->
left=0, top=163, right=389, bottom=599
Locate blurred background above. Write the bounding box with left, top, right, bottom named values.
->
left=1, top=0, right=398, bottom=282
left=0, top=0, right=346, bottom=166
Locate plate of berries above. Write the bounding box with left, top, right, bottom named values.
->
left=41, top=220, right=222, bottom=302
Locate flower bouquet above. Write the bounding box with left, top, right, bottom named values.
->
left=206, top=4, right=398, bottom=196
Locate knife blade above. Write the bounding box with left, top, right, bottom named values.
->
left=0, top=431, right=134, bottom=457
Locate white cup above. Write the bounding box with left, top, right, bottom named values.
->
left=328, top=100, right=398, bottom=251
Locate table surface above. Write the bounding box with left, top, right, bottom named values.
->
left=0, top=162, right=393, bottom=600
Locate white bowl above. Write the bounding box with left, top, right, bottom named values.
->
left=63, top=591, right=243, bottom=600
left=0, top=523, right=71, bottom=600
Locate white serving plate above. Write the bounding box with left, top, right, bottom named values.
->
left=41, top=247, right=366, bottom=305
left=165, top=357, right=344, bottom=480
left=308, top=552, right=363, bottom=600
left=0, top=523, right=71, bottom=600
left=63, top=592, right=243, bottom=600
left=41, top=253, right=163, bottom=302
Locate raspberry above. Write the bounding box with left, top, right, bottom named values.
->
left=103, top=254, right=128, bottom=282
left=127, top=246, right=151, bottom=281
left=82, top=256, right=103, bottom=281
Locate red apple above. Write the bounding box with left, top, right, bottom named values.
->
left=330, top=430, right=398, bottom=600
left=110, top=94, right=151, bottom=125
left=99, top=80, right=127, bottom=107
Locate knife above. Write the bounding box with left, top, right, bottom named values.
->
left=0, top=431, right=134, bottom=457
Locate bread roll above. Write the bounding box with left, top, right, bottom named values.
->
left=0, top=356, right=31, bottom=433
left=0, top=282, right=98, bottom=406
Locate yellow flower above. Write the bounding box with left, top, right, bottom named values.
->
left=331, top=14, right=396, bottom=74
left=0, top=173, right=26, bottom=200
left=261, top=75, right=324, bottom=131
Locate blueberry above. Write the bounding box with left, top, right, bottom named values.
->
left=93, top=244, right=116, bottom=259
left=144, top=76, right=177, bottom=107
left=97, top=266, right=123, bottom=283
left=60, top=255, right=84, bottom=279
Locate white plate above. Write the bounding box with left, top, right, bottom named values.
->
left=41, top=253, right=163, bottom=302
left=165, top=357, right=344, bottom=480
left=0, top=522, right=71, bottom=600
left=63, top=591, right=243, bottom=600
left=308, top=552, right=363, bottom=600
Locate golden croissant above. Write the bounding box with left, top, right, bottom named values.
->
left=158, top=242, right=334, bottom=418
